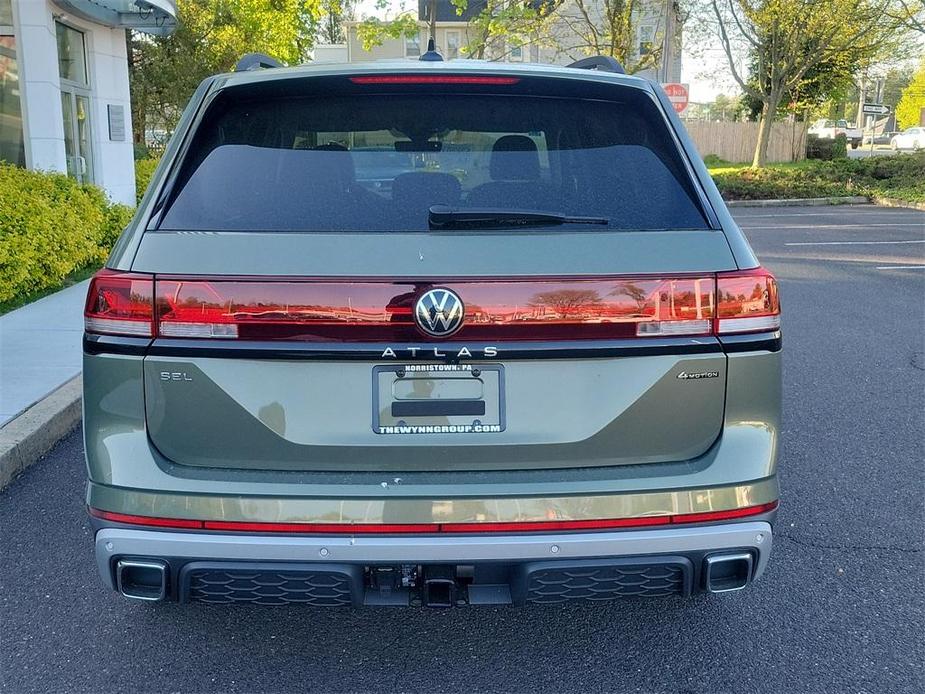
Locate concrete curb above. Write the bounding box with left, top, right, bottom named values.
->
left=725, top=196, right=870, bottom=207
left=871, top=197, right=925, bottom=211
left=0, top=375, right=81, bottom=491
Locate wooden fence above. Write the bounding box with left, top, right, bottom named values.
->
left=683, top=121, right=807, bottom=164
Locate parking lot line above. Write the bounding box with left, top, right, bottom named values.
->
left=740, top=223, right=921, bottom=229
left=875, top=265, right=925, bottom=270
left=784, top=240, right=925, bottom=246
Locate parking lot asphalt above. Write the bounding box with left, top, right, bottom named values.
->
left=1, top=205, right=923, bottom=694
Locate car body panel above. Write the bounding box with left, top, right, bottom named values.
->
left=131, top=230, right=738, bottom=277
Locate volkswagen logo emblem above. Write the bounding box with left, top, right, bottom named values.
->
left=414, top=288, right=465, bottom=337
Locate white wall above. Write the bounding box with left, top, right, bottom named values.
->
left=14, top=0, right=66, bottom=172
left=13, top=0, right=135, bottom=205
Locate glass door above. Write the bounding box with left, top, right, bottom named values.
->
left=60, top=89, right=93, bottom=184
left=56, top=21, right=93, bottom=184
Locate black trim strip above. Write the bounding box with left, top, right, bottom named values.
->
left=718, top=330, right=781, bottom=354
left=84, top=333, right=779, bottom=359
left=142, top=337, right=723, bottom=361
left=83, top=334, right=152, bottom=356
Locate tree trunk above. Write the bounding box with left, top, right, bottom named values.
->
left=752, top=90, right=782, bottom=168
left=125, top=30, right=144, bottom=147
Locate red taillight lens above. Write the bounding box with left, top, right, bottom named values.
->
left=152, top=277, right=715, bottom=342
left=88, top=501, right=778, bottom=533
left=715, top=268, right=780, bottom=334
left=349, top=75, right=520, bottom=85
left=84, top=270, right=154, bottom=337
left=96, top=273, right=777, bottom=342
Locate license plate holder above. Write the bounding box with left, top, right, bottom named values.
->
left=372, top=364, right=505, bottom=436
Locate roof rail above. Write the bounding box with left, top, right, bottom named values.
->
left=235, top=53, right=283, bottom=72
left=567, top=56, right=625, bottom=75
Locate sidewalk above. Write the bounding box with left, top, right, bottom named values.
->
left=0, top=280, right=88, bottom=425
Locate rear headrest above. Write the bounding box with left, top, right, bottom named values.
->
left=309, top=143, right=356, bottom=189
left=392, top=172, right=461, bottom=208
left=490, top=135, right=540, bottom=181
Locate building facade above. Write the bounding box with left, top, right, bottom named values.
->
left=0, top=0, right=175, bottom=205
left=323, top=0, right=681, bottom=83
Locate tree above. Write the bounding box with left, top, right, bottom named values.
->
left=706, top=93, right=747, bottom=120
left=354, top=1, right=422, bottom=52
left=709, top=0, right=913, bottom=167
left=129, top=0, right=320, bottom=142
left=459, top=0, right=558, bottom=60
left=317, top=0, right=357, bottom=43
left=356, top=1, right=559, bottom=61
left=543, top=0, right=683, bottom=74
left=895, top=60, right=925, bottom=128
left=886, top=0, right=925, bottom=32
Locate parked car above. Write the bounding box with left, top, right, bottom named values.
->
left=863, top=130, right=898, bottom=146
left=808, top=118, right=862, bottom=148
left=83, top=56, right=782, bottom=607
left=890, top=127, right=924, bottom=150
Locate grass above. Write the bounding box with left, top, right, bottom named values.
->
left=0, top=264, right=98, bottom=316
left=705, top=152, right=925, bottom=203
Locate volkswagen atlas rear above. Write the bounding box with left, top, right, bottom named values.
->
left=84, top=60, right=781, bottom=606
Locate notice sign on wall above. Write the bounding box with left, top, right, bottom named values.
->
left=108, top=105, right=126, bottom=142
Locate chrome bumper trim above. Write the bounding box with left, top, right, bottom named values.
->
left=96, top=521, right=773, bottom=588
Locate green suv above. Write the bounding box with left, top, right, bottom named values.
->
left=83, top=54, right=781, bottom=606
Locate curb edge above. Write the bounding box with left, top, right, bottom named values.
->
left=0, top=375, right=82, bottom=491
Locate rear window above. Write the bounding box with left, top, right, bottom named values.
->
left=158, top=88, right=709, bottom=232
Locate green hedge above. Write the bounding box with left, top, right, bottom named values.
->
left=135, top=157, right=160, bottom=204
left=0, top=164, right=133, bottom=304
left=806, top=133, right=848, bottom=161
left=710, top=152, right=925, bottom=202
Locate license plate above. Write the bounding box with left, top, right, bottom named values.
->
left=372, top=364, right=505, bottom=435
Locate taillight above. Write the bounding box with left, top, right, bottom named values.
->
left=84, top=270, right=154, bottom=337
left=85, top=272, right=778, bottom=342
left=152, top=276, right=716, bottom=342
left=715, top=268, right=781, bottom=334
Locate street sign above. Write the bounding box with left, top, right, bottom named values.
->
left=862, top=103, right=890, bottom=115
left=662, top=83, right=689, bottom=114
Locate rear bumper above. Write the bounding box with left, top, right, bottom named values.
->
left=96, top=520, right=773, bottom=605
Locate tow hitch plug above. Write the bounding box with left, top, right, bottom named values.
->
left=422, top=565, right=459, bottom=608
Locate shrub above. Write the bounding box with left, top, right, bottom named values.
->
left=710, top=152, right=925, bottom=202
left=806, top=133, right=848, bottom=160
left=135, top=157, right=160, bottom=204
left=0, top=164, right=133, bottom=304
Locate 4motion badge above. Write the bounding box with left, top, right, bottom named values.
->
left=677, top=371, right=720, bottom=380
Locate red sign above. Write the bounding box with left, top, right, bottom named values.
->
left=662, top=83, right=689, bottom=114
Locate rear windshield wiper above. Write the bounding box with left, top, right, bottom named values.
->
left=428, top=205, right=609, bottom=230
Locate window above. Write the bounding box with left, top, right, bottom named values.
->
left=446, top=31, right=460, bottom=60
left=160, top=89, right=709, bottom=233
left=509, top=43, right=523, bottom=61
left=0, top=0, right=24, bottom=166
left=404, top=32, right=420, bottom=58
left=56, top=22, right=88, bottom=85
left=638, top=25, right=656, bottom=57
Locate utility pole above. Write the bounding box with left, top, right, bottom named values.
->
left=661, top=1, right=676, bottom=83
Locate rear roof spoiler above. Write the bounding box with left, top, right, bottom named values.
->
left=567, top=56, right=625, bottom=75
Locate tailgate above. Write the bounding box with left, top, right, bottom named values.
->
left=137, top=230, right=734, bottom=472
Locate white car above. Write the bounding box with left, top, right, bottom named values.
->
left=808, top=119, right=863, bottom=149
left=890, top=127, right=924, bottom=150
